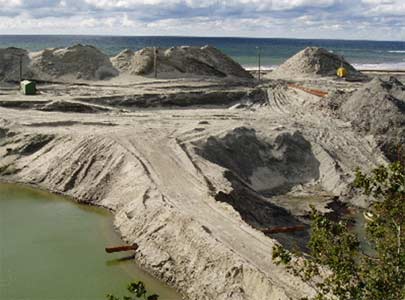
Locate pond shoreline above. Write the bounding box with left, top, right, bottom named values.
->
left=0, top=178, right=115, bottom=211
left=0, top=180, right=180, bottom=300
left=1, top=177, right=188, bottom=297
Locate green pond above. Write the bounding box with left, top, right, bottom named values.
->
left=0, top=183, right=180, bottom=300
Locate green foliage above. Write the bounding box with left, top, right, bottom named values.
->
left=272, top=244, right=292, bottom=265
left=273, top=162, right=405, bottom=300
left=106, top=281, right=159, bottom=300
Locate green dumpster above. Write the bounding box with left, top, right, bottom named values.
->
left=20, top=80, right=36, bottom=95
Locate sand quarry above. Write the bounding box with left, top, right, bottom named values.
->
left=0, top=45, right=404, bottom=300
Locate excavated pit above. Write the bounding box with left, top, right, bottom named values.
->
left=195, top=127, right=320, bottom=196
left=194, top=127, right=322, bottom=250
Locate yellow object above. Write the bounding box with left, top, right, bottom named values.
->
left=337, top=67, right=347, bottom=78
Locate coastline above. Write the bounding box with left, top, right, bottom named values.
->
left=246, top=67, right=405, bottom=73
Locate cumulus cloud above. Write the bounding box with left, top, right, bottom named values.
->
left=0, top=0, right=403, bottom=40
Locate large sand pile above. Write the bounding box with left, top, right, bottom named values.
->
left=111, top=45, right=253, bottom=79
left=338, top=77, right=405, bottom=160
left=0, top=48, right=32, bottom=82
left=30, top=44, right=118, bottom=81
left=272, top=47, right=365, bottom=79
left=1, top=44, right=251, bottom=82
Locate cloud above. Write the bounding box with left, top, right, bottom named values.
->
left=0, top=0, right=22, bottom=7
left=83, top=0, right=338, bottom=10
left=0, top=0, right=403, bottom=40
left=362, top=0, right=405, bottom=16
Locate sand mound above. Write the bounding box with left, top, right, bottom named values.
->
left=0, top=48, right=32, bottom=82
left=111, top=48, right=153, bottom=76
left=111, top=45, right=253, bottom=79
left=1, top=44, right=250, bottom=82
left=272, top=47, right=365, bottom=79
left=338, top=77, right=405, bottom=160
left=31, top=44, right=118, bottom=81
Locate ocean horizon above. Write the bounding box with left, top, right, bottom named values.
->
left=1, top=35, right=405, bottom=71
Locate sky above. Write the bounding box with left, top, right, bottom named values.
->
left=0, top=0, right=404, bottom=41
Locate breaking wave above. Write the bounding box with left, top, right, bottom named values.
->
left=353, top=62, right=405, bottom=71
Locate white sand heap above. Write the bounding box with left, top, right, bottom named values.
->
left=338, top=77, right=405, bottom=160
left=0, top=44, right=251, bottom=82
left=111, top=45, right=253, bottom=79
left=272, top=47, right=365, bottom=79
left=0, top=48, right=32, bottom=82
left=30, top=44, right=119, bottom=81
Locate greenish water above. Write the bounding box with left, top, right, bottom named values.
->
left=0, top=183, right=179, bottom=300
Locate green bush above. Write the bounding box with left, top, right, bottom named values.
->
left=106, top=281, right=159, bottom=300
left=273, top=162, right=405, bottom=300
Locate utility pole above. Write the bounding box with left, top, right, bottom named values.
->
left=153, top=47, right=158, bottom=79
left=256, top=46, right=261, bottom=82
left=18, top=54, right=23, bottom=82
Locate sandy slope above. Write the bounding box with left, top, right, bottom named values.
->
left=0, top=75, right=389, bottom=300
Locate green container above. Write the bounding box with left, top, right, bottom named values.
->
left=20, top=80, right=36, bottom=95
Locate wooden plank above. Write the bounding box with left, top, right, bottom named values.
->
left=105, top=244, right=138, bottom=253
left=260, top=225, right=306, bottom=234
left=288, top=84, right=328, bottom=97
